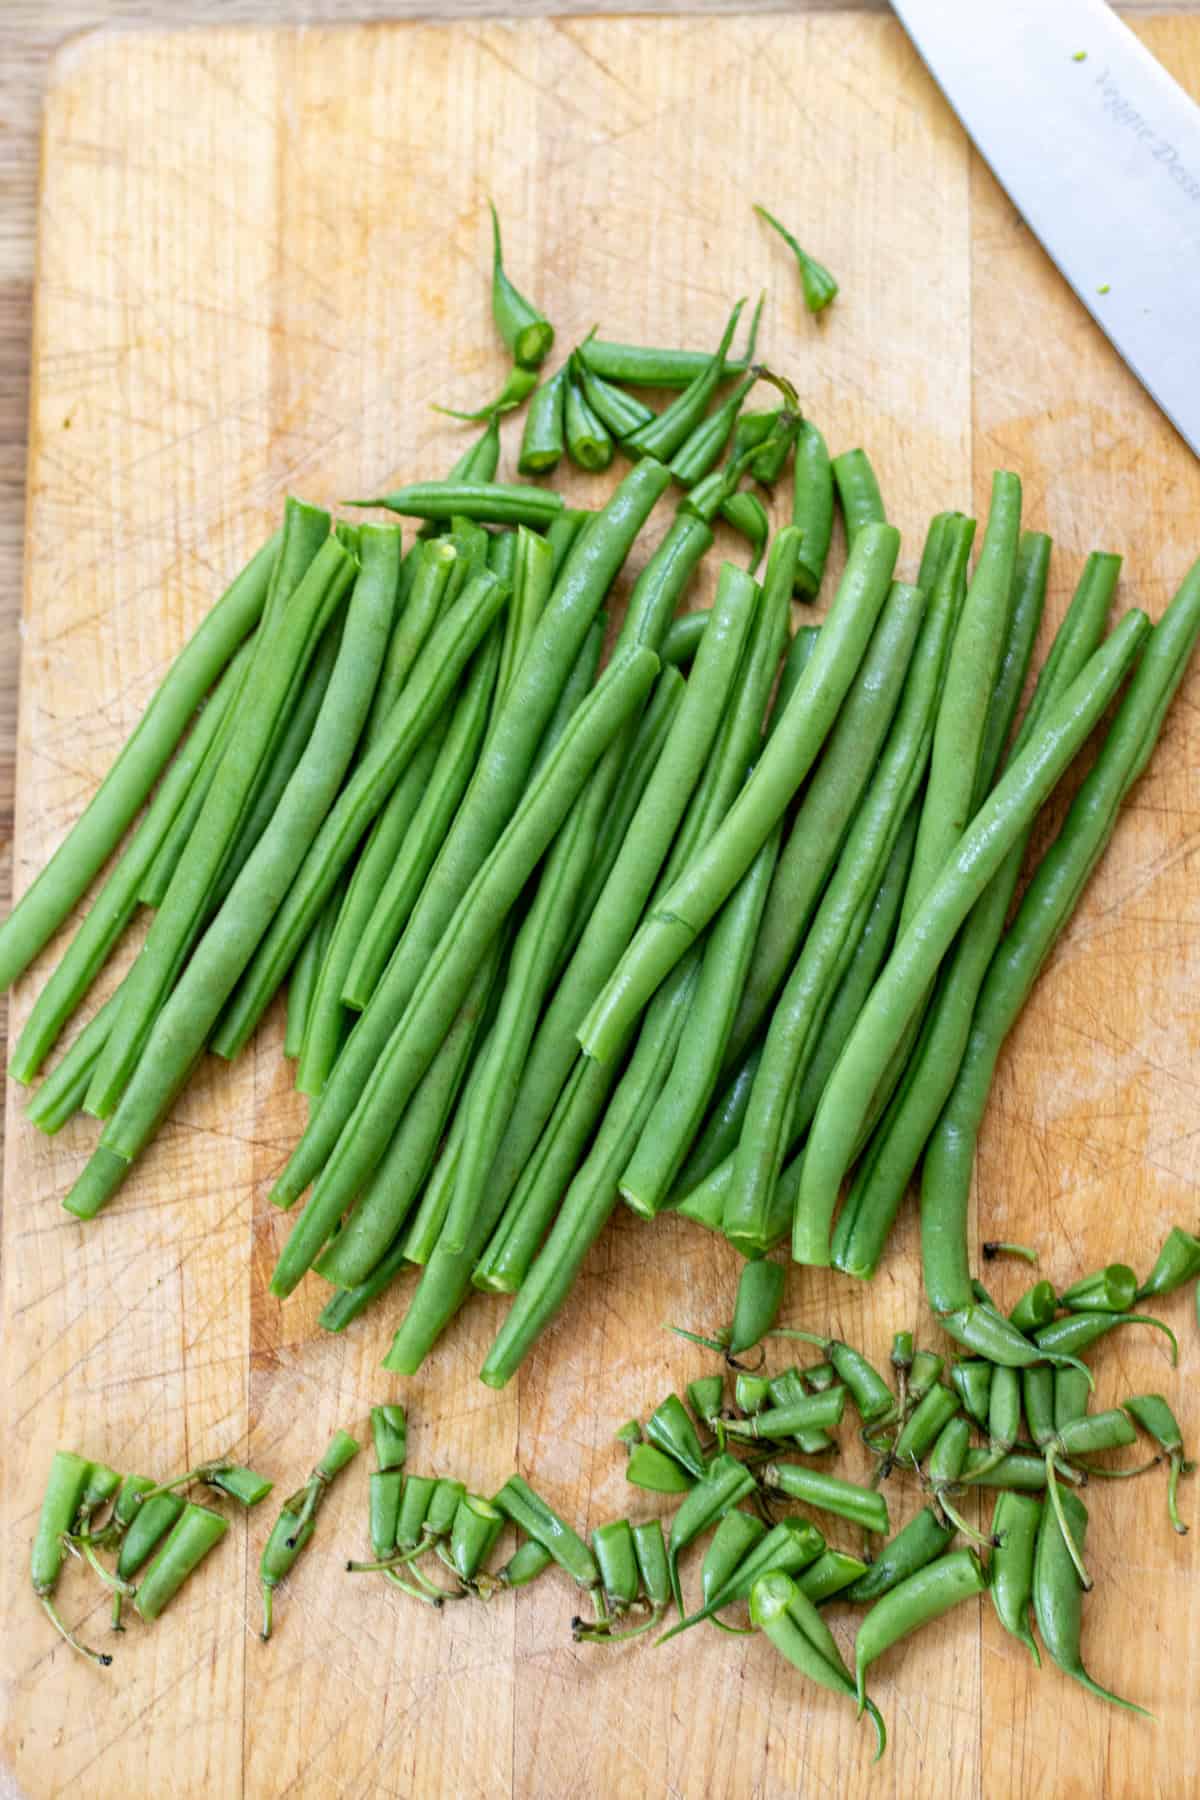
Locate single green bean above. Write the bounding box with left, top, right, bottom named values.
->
left=134, top=1501, right=228, bottom=1621
left=754, top=204, right=838, bottom=311
left=765, top=1463, right=889, bottom=1535
left=831, top=449, right=885, bottom=548
left=351, top=482, right=564, bottom=529
left=518, top=365, right=568, bottom=474
left=565, top=369, right=614, bottom=471
left=854, top=1550, right=986, bottom=1714
left=791, top=420, right=834, bottom=595
left=1033, top=1487, right=1149, bottom=1713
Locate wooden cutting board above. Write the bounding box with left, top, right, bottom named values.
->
left=4, top=14, right=1200, bottom=1797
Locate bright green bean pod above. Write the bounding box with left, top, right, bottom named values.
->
left=668, top=374, right=757, bottom=486
left=726, top=1390, right=845, bottom=1442
left=990, top=1490, right=1041, bottom=1664
left=518, top=365, right=568, bottom=473
left=499, top=1538, right=554, bottom=1587
left=488, top=202, right=553, bottom=367
left=578, top=338, right=750, bottom=388
left=371, top=1404, right=408, bottom=1474
left=893, top=1385, right=959, bottom=1467
left=572, top=354, right=655, bottom=438
left=726, top=573, right=927, bottom=1074
left=494, top=1474, right=598, bottom=1589
left=134, top=1502, right=228, bottom=1621
left=791, top=420, right=834, bottom=595
left=624, top=301, right=746, bottom=462
left=765, top=1463, right=889, bottom=1535
left=368, top=1471, right=403, bottom=1560
left=625, top=1443, right=694, bottom=1494
left=658, top=1517, right=825, bottom=1642
left=395, top=1476, right=436, bottom=1551
left=1059, top=1264, right=1138, bottom=1313
left=1033, top=1488, right=1149, bottom=1714
left=1008, top=1280, right=1058, bottom=1333
left=727, top=1256, right=787, bottom=1355
left=1137, top=1225, right=1200, bottom=1299
left=854, top=1550, right=986, bottom=1714
left=632, top=1519, right=672, bottom=1611
left=1035, top=1310, right=1177, bottom=1363
left=564, top=368, right=614, bottom=472
left=272, top=646, right=658, bottom=1293
left=951, top=1360, right=993, bottom=1427
left=831, top=448, right=885, bottom=548
left=593, top=1520, right=640, bottom=1611
left=702, top=1510, right=767, bottom=1610
left=450, top=1495, right=505, bottom=1583
left=351, top=481, right=563, bottom=529
left=797, top=1549, right=869, bottom=1605
left=665, top=1453, right=758, bottom=1609
left=719, top=491, right=769, bottom=574
left=844, top=1507, right=955, bottom=1604
left=752, top=1574, right=886, bottom=1762
left=622, top=824, right=781, bottom=1218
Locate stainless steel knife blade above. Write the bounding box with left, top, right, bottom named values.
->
left=891, top=0, right=1200, bottom=456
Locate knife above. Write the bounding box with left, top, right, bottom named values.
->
left=891, top=0, right=1200, bottom=457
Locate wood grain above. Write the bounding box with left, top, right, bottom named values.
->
left=2, top=13, right=1199, bottom=1799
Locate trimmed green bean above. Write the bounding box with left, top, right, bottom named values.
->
left=351, top=482, right=563, bottom=529
left=791, top=420, right=834, bottom=595
left=518, top=366, right=568, bottom=474
left=831, top=449, right=885, bottom=548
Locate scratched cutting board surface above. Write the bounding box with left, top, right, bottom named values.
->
left=4, top=13, right=1200, bottom=1798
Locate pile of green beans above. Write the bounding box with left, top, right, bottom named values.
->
left=7, top=214, right=1199, bottom=1721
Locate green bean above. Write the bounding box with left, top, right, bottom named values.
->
left=138, top=506, right=333, bottom=908
left=951, top=1360, right=993, bottom=1427
left=725, top=1389, right=845, bottom=1442
left=622, top=823, right=781, bottom=1216
left=499, top=1537, right=554, bottom=1588
left=668, top=374, right=758, bottom=487
left=831, top=449, right=886, bottom=548
left=754, top=204, right=838, bottom=311
left=661, top=1516, right=825, bottom=1645
left=312, top=723, right=445, bottom=1028
left=766, top=1368, right=834, bottom=1456
left=625, top=1442, right=694, bottom=1493
left=1124, top=1394, right=1191, bottom=1534
left=725, top=575, right=950, bottom=1257
left=518, top=366, right=568, bottom=473
left=797, top=1549, right=869, bottom=1605
left=336, top=636, right=503, bottom=1030
left=81, top=533, right=354, bottom=1121
left=893, top=1384, right=959, bottom=1467
left=990, top=1490, right=1042, bottom=1664
left=271, top=645, right=658, bottom=1294
left=12, top=646, right=251, bottom=1083
left=727, top=1254, right=787, bottom=1357
left=0, top=531, right=280, bottom=991
left=260, top=462, right=669, bottom=1210
left=975, top=531, right=1053, bottom=795
left=350, top=479, right=564, bottom=528
left=133, top=1502, right=228, bottom=1621
left=285, top=884, right=343, bottom=1062
left=494, top=1474, right=597, bottom=1588
left=211, top=617, right=345, bottom=914
left=67, top=534, right=395, bottom=1198
left=660, top=611, right=709, bottom=668
left=565, top=368, right=614, bottom=471
left=577, top=340, right=750, bottom=389
left=797, top=606, right=1151, bottom=1264
left=582, top=523, right=901, bottom=1064
left=703, top=1509, right=767, bottom=1611
left=31, top=1453, right=110, bottom=1662
left=923, top=554, right=1200, bottom=1336
left=446, top=414, right=501, bottom=483
left=844, top=1508, right=955, bottom=1604
left=646, top=1393, right=710, bottom=1480
left=854, top=1549, right=986, bottom=1714
left=312, top=942, right=504, bottom=1286
left=1138, top=1225, right=1200, bottom=1300
left=478, top=949, right=700, bottom=1385
left=567, top=667, right=685, bottom=953
left=904, top=473, right=1023, bottom=930
left=624, top=301, right=746, bottom=462
left=791, top=420, right=834, bottom=595
left=765, top=1463, right=889, bottom=1536
left=1033, top=1488, right=1149, bottom=1714
left=441, top=741, right=626, bottom=1261
left=488, top=202, right=553, bottom=368
left=572, top=353, right=655, bottom=438
left=436, top=365, right=539, bottom=422
left=726, top=573, right=928, bottom=1072
left=688, top=1373, right=726, bottom=1427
